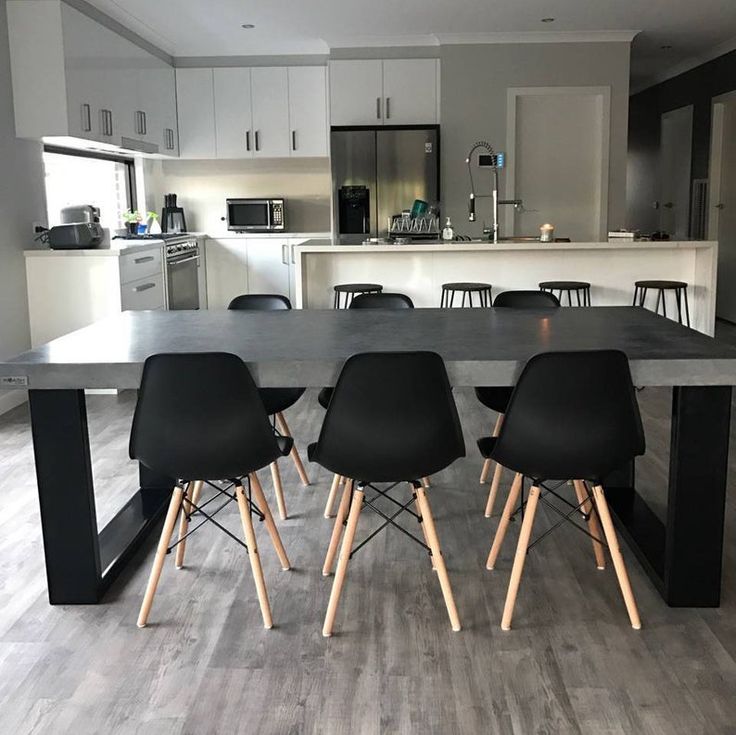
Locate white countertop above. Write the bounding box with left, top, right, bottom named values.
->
left=206, top=232, right=331, bottom=240
left=25, top=240, right=164, bottom=258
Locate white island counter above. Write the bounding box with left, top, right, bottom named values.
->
left=294, top=239, right=718, bottom=334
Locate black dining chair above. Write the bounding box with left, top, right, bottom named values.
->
left=309, top=351, right=466, bottom=637
left=318, top=291, right=426, bottom=519
left=130, top=352, right=292, bottom=630
left=480, top=350, right=645, bottom=630
left=476, top=290, right=560, bottom=517
left=228, top=294, right=310, bottom=521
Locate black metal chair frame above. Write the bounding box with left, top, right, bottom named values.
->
left=540, top=283, right=591, bottom=306
left=633, top=282, right=691, bottom=327
left=440, top=284, right=493, bottom=307
left=333, top=285, right=383, bottom=309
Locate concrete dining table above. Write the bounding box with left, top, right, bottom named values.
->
left=0, top=306, right=734, bottom=608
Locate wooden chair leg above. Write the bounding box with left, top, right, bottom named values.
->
left=501, top=484, right=541, bottom=630
left=175, top=480, right=202, bottom=569
left=269, top=461, right=288, bottom=521
left=250, top=472, right=291, bottom=571
left=415, top=487, right=461, bottom=631
left=137, top=485, right=185, bottom=628
left=323, top=479, right=353, bottom=576
left=235, top=483, right=273, bottom=630
left=276, top=411, right=310, bottom=486
left=323, top=486, right=364, bottom=637
left=324, top=474, right=342, bottom=518
left=486, top=472, right=523, bottom=570
left=422, top=477, right=431, bottom=488
left=592, top=485, right=642, bottom=630
left=484, top=462, right=505, bottom=518
left=573, top=479, right=606, bottom=570
left=412, top=483, right=436, bottom=571
left=479, top=414, right=503, bottom=484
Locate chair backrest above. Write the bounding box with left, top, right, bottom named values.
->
left=493, top=290, right=560, bottom=308
left=228, top=294, right=291, bottom=311
left=492, top=350, right=645, bottom=482
left=311, top=351, right=465, bottom=482
left=349, top=292, right=414, bottom=309
left=130, top=352, right=282, bottom=481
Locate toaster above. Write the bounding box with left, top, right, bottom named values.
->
left=47, top=223, right=104, bottom=249
left=61, top=205, right=100, bottom=224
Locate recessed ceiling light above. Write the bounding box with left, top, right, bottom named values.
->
left=241, top=23, right=255, bottom=29
left=541, top=17, right=555, bottom=23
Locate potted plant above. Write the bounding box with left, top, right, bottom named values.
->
left=122, top=209, right=143, bottom=237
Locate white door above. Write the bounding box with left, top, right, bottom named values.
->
left=659, top=106, right=694, bottom=238
left=251, top=67, right=290, bottom=158
left=508, top=87, right=610, bottom=241
left=382, top=59, right=438, bottom=125
left=204, top=238, right=248, bottom=309
left=213, top=68, right=253, bottom=158
left=176, top=69, right=216, bottom=159
left=246, top=239, right=291, bottom=298
left=288, top=67, right=328, bottom=157
left=711, top=95, right=736, bottom=321
left=329, top=60, right=384, bottom=126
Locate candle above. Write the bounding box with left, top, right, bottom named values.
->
left=540, top=223, right=554, bottom=243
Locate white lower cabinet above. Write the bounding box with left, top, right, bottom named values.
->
left=245, top=239, right=291, bottom=296
left=204, top=239, right=249, bottom=309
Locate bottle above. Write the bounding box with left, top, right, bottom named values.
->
left=442, top=217, right=455, bottom=241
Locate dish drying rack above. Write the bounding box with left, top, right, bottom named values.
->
left=389, top=215, right=440, bottom=238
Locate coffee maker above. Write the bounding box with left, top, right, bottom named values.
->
left=161, top=193, right=187, bottom=234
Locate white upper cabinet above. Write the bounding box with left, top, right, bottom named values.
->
left=329, top=60, right=384, bottom=126
left=176, top=69, right=216, bottom=159
left=213, top=68, right=253, bottom=158
left=251, top=68, right=291, bottom=158
left=329, top=58, right=439, bottom=126
left=288, top=67, right=328, bottom=157
left=6, top=0, right=179, bottom=156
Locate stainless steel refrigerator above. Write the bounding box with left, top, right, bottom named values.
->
left=331, top=128, right=439, bottom=243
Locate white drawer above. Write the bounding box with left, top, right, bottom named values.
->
left=119, top=247, right=163, bottom=285
left=121, top=273, right=166, bottom=311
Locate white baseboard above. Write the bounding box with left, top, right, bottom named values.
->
left=0, top=390, right=28, bottom=416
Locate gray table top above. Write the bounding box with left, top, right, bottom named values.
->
left=2, top=307, right=736, bottom=390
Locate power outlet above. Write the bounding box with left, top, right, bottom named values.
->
left=32, top=221, right=47, bottom=238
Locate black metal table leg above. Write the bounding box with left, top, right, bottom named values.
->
left=28, top=389, right=173, bottom=604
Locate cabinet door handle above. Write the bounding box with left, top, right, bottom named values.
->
left=134, top=255, right=155, bottom=264
left=255, top=130, right=260, bottom=151
left=246, top=130, right=251, bottom=151
left=135, top=111, right=141, bottom=135
left=81, top=104, right=91, bottom=132
left=142, top=111, right=147, bottom=135
left=291, top=244, right=296, bottom=264
left=386, top=97, right=391, bottom=119
left=134, top=282, right=156, bottom=292
left=376, top=97, right=381, bottom=119
left=282, top=243, right=288, bottom=265
left=292, top=130, right=297, bottom=151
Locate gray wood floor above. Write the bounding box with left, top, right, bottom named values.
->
left=1, top=330, right=736, bottom=733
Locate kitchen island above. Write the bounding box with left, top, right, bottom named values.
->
left=294, top=239, right=718, bottom=334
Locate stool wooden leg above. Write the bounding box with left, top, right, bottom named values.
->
left=422, top=476, right=431, bottom=488
left=592, top=485, right=641, bottom=629
left=483, top=415, right=506, bottom=517
left=412, top=484, right=436, bottom=571
left=323, top=486, right=364, bottom=637
left=250, top=472, right=290, bottom=571
left=137, top=485, right=185, bottom=628
left=501, top=484, right=541, bottom=630
left=415, top=487, right=461, bottom=631
left=235, top=483, right=273, bottom=629
left=323, top=479, right=353, bottom=576
left=479, top=414, right=503, bottom=484
left=486, top=472, right=522, bottom=570
left=275, top=412, right=310, bottom=486
left=572, top=479, right=606, bottom=570
left=175, top=480, right=202, bottom=569
left=269, top=461, right=287, bottom=521
left=324, top=473, right=342, bottom=518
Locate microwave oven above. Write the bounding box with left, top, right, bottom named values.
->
left=226, top=198, right=285, bottom=232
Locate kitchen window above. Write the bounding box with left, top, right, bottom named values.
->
left=42, top=147, right=136, bottom=233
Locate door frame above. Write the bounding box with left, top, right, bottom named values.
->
left=708, top=90, right=736, bottom=240
left=659, top=105, right=694, bottom=238
left=506, top=86, right=611, bottom=240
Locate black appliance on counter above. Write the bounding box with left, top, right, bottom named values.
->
left=161, top=193, right=187, bottom=234
left=338, top=186, right=370, bottom=235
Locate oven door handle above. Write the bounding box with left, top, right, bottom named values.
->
left=168, top=254, right=200, bottom=266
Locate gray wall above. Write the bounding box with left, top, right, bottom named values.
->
left=0, top=0, right=47, bottom=410
left=440, top=42, right=631, bottom=239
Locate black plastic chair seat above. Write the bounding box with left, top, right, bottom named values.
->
left=474, top=386, right=513, bottom=413
left=477, top=436, right=497, bottom=459
left=259, top=387, right=306, bottom=416
left=318, top=387, right=333, bottom=409
left=634, top=280, right=687, bottom=290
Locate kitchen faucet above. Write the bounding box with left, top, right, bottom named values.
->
left=466, top=141, right=523, bottom=243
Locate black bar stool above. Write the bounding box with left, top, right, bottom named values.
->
left=440, top=282, right=493, bottom=307
left=333, top=283, right=383, bottom=308
left=633, top=280, right=690, bottom=326
left=228, top=294, right=310, bottom=521
left=480, top=350, right=645, bottom=631
left=539, top=280, right=591, bottom=306
left=310, top=351, right=465, bottom=637
left=130, top=352, right=292, bottom=630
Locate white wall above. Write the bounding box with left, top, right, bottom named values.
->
left=142, top=157, right=331, bottom=236
left=0, top=0, right=48, bottom=413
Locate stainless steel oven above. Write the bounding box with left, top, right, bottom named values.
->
left=165, top=237, right=200, bottom=310
left=226, top=198, right=285, bottom=232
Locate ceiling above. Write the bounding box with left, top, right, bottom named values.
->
left=87, top=0, right=736, bottom=90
